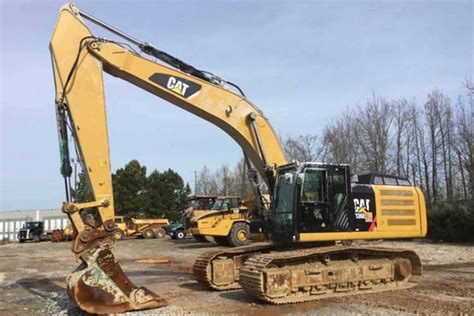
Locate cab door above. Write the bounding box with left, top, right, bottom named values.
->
left=297, top=166, right=352, bottom=234
left=297, top=168, right=330, bottom=233
left=271, top=171, right=298, bottom=242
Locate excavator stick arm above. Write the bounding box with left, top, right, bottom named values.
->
left=50, top=4, right=114, bottom=232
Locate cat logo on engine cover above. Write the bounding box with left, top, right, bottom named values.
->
left=149, top=73, right=201, bottom=99
left=354, top=198, right=373, bottom=223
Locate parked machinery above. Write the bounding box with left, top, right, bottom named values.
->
left=113, top=216, right=169, bottom=240
left=18, top=222, right=52, bottom=243
left=164, top=195, right=216, bottom=240
left=190, top=196, right=251, bottom=246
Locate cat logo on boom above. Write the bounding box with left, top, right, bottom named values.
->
left=149, top=73, right=201, bottom=99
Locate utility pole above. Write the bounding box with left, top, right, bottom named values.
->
left=194, top=170, right=197, bottom=195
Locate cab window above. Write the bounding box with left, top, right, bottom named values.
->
left=398, top=179, right=411, bottom=186
left=332, top=167, right=347, bottom=210
left=374, top=176, right=384, bottom=185
left=301, top=169, right=326, bottom=203
left=228, top=198, right=240, bottom=208
left=384, top=177, right=397, bottom=185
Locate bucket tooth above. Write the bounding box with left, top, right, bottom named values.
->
left=67, top=245, right=167, bottom=314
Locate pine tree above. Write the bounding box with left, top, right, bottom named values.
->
left=112, top=160, right=148, bottom=216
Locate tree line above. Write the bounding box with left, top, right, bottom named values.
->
left=72, top=160, right=190, bottom=221
left=282, top=80, right=473, bottom=203
left=196, top=81, right=473, bottom=201
left=195, top=80, right=473, bottom=241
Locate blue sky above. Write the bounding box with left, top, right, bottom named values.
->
left=0, top=0, right=472, bottom=211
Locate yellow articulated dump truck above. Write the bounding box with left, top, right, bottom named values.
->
left=189, top=196, right=255, bottom=247
left=165, top=195, right=217, bottom=240
left=113, top=216, right=169, bottom=240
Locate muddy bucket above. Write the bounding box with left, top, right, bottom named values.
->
left=67, top=243, right=167, bottom=314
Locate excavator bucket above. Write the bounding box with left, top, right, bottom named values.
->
left=66, top=239, right=167, bottom=314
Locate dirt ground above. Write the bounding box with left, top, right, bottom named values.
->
left=0, top=237, right=472, bottom=315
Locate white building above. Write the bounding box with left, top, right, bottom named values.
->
left=0, top=209, right=70, bottom=241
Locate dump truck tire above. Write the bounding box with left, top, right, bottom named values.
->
left=174, top=230, right=185, bottom=240
left=155, top=228, right=166, bottom=238
left=142, top=228, right=155, bottom=239
left=227, top=222, right=251, bottom=247
left=113, top=229, right=125, bottom=240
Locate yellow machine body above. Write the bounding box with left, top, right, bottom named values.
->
left=300, top=185, right=427, bottom=242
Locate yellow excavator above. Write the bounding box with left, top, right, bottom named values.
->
left=50, top=3, right=427, bottom=314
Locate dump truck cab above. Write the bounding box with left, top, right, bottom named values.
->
left=164, top=196, right=217, bottom=240
left=114, top=216, right=127, bottom=230
left=183, top=195, right=217, bottom=229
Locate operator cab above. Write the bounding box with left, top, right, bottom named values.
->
left=270, top=163, right=419, bottom=244
left=270, top=163, right=351, bottom=243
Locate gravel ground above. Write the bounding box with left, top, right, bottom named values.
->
left=0, top=238, right=472, bottom=315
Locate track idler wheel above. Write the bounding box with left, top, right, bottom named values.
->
left=67, top=238, right=167, bottom=314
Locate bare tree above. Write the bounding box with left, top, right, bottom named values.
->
left=214, top=165, right=235, bottom=196
left=195, top=165, right=216, bottom=196
left=234, top=159, right=258, bottom=199
left=393, top=99, right=411, bottom=177
left=284, top=134, right=322, bottom=162
left=322, top=112, right=361, bottom=172
left=424, top=90, right=444, bottom=200
left=353, top=94, right=393, bottom=173
left=454, top=80, right=474, bottom=198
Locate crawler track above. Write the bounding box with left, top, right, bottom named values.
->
left=239, top=246, right=422, bottom=304
left=193, top=242, right=274, bottom=290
